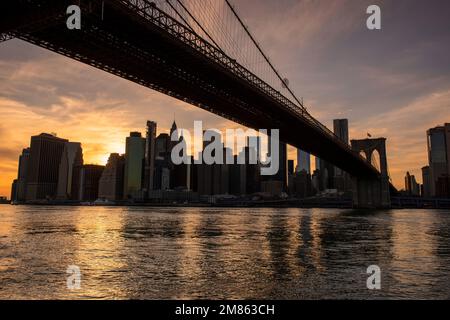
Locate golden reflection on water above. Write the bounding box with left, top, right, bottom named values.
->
left=0, top=205, right=449, bottom=299
left=68, top=206, right=127, bottom=299
left=175, top=209, right=203, bottom=299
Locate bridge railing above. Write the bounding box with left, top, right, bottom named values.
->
left=119, top=0, right=361, bottom=157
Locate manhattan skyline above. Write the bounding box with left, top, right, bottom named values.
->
left=1, top=0, right=450, bottom=197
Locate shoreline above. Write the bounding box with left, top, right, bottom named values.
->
left=3, top=202, right=450, bottom=210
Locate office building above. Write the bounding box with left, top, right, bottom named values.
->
left=296, top=150, right=311, bottom=174
left=11, top=148, right=30, bottom=202
left=124, top=132, right=146, bottom=199
left=56, top=142, right=83, bottom=200
left=25, top=133, right=68, bottom=201
left=144, top=121, right=157, bottom=193
left=169, top=120, right=178, bottom=152
left=315, top=156, right=335, bottom=191
left=154, top=157, right=171, bottom=191
left=405, top=171, right=420, bottom=196
left=262, top=137, right=287, bottom=192
left=421, top=166, right=431, bottom=198
left=98, top=153, right=125, bottom=201
left=79, top=165, right=104, bottom=202
left=155, top=133, right=171, bottom=159
left=427, top=123, right=450, bottom=197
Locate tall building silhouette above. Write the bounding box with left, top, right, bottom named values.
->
left=262, top=135, right=287, bottom=193
left=153, top=129, right=175, bottom=191
left=25, top=133, right=68, bottom=201
left=155, top=133, right=170, bottom=159
left=405, top=171, right=420, bottom=196
left=154, top=157, right=171, bottom=191
left=239, top=146, right=260, bottom=195
left=124, top=132, right=146, bottom=199
left=422, top=166, right=431, bottom=198
left=11, top=148, right=30, bottom=202
left=56, top=142, right=83, bottom=200
left=170, top=120, right=178, bottom=151
left=98, top=153, right=125, bottom=201
left=427, top=124, right=450, bottom=197
left=197, top=131, right=219, bottom=196
left=296, top=149, right=311, bottom=174
left=171, top=135, right=190, bottom=190
left=79, top=165, right=104, bottom=201
left=314, top=156, right=334, bottom=191
left=144, top=121, right=157, bottom=194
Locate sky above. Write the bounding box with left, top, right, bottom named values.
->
left=1, top=0, right=450, bottom=197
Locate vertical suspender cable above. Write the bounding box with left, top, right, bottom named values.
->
left=224, top=0, right=305, bottom=110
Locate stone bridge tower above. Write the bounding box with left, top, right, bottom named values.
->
left=351, top=138, right=390, bottom=208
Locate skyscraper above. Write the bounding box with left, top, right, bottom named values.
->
left=296, top=149, right=311, bottom=174
left=315, top=156, right=334, bottom=191
left=241, top=146, right=261, bottom=195
left=124, top=132, right=146, bottom=199
left=11, top=148, right=30, bottom=202
left=56, top=142, right=83, bottom=200
left=144, top=121, right=157, bottom=194
left=427, top=123, right=450, bottom=197
left=154, top=157, right=171, bottom=191
left=422, top=166, right=431, bottom=198
left=170, top=120, right=178, bottom=151
left=25, top=133, right=68, bottom=201
left=98, top=153, right=125, bottom=201
left=78, top=165, right=104, bottom=202
left=170, top=123, right=189, bottom=190
left=405, top=171, right=420, bottom=196
left=263, top=136, right=287, bottom=192
left=155, top=133, right=170, bottom=159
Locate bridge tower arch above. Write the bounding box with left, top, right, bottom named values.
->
left=351, top=138, right=390, bottom=208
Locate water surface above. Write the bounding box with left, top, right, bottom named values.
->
left=0, top=205, right=449, bottom=299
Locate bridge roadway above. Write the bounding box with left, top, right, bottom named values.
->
left=1, top=0, right=384, bottom=180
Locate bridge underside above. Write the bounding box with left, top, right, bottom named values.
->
left=1, top=0, right=381, bottom=181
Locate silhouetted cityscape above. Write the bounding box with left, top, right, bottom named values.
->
left=9, top=118, right=449, bottom=208
left=8, top=119, right=343, bottom=206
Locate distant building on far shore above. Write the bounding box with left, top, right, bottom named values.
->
left=25, top=133, right=68, bottom=202
left=98, top=153, right=125, bottom=201
left=79, top=165, right=104, bottom=202
left=11, top=148, right=30, bottom=203
left=427, top=123, right=450, bottom=198
left=422, top=166, right=431, bottom=198
left=405, top=171, right=420, bottom=196
left=56, top=142, right=83, bottom=200
left=123, top=132, right=146, bottom=200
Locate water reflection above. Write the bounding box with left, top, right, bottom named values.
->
left=0, top=205, right=449, bottom=299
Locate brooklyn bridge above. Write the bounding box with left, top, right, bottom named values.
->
left=0, top=0, right=397, bottom=207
